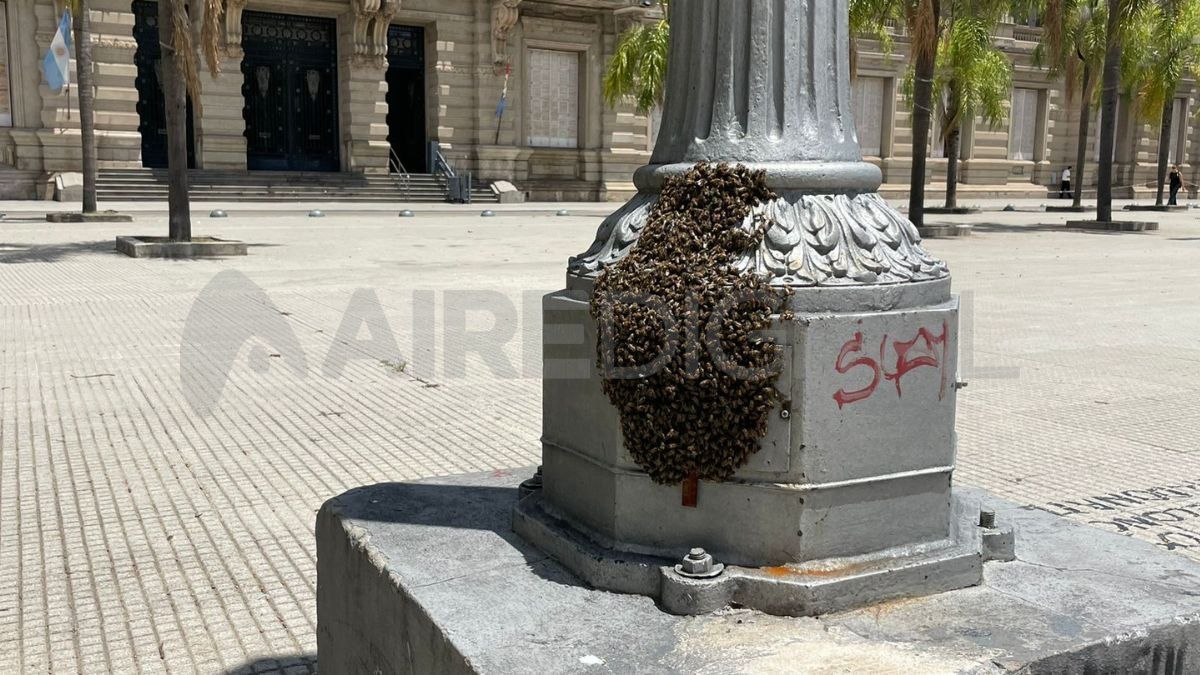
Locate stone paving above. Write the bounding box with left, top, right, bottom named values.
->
left=0, top=201, right=1198, bottom=673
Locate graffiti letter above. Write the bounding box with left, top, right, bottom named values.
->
left=885, top=321, right=949, bottom=399
left=833, top=332, right=880, bottom=409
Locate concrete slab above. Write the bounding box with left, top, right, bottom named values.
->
left=1124, top=204, right=1188, bottom=212
left=115, top=235, right=248, bottom=258
left=317, top=470, right=1200, bottom=674
left=46, top=210, right=133, bottom=223
left=918, top=223, right=972, bottom=238
left=1065, top=220, right=1160, bottom=232
left=924, top=206, right=982, bottom=214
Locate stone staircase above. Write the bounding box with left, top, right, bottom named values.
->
left=96, top=168, right=500, bottom=203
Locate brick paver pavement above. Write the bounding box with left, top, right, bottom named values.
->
left=1, top=203, right=1198, bottom=673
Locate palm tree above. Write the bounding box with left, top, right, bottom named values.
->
left=845, top=0, right=948, bottom=226
left=1034, top=0, right=1107, bottom=208
left=602, top=1, right=669, bottom=115
left=1096, top=0, right=1151, bottom=222
left=850, top=0, right=902, bottom=76
left=1123, top=0, right=1200, bottom=206
left=67, top=0, right=98, bottom=214
left=903, top=0, right=943, bottom=227
left=158, top=0, right=224, bottom=241
left=928, top=11, right=1011, bottom=209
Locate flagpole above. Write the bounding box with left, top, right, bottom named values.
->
left=494, top=64, right=510, bottom=146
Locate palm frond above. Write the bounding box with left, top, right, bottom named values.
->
left=603, top=17, right=669, bottom=115
left=160, top=0, right=224, bottom=115
left=1123, top=0, right=1200, bottom=123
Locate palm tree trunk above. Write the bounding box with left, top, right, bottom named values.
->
left=945, top=125, right=960, bottom=209
left=1072, top=64, right=1092, bottom=209
left=908, top=50, right=937, bottom=227
left=72, top=0, right=98, bottom=214
left=1154, top=98, right=1172, bottom=207
left=160, top=0, right=191, bottom=242
left=1096, top=0, right=1122, bottom=223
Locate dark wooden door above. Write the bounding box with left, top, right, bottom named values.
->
left=132, top=0, right=195, bottom=169
left=386, top=25, right=427, bottom=173
left=241, top=11, right=340, bottom=172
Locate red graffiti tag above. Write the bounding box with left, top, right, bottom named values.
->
left=884, top=323, right=950, bottom=400
left=833, top=332, right=880, bottom=409
left=833, top=321, right=950, bottom=408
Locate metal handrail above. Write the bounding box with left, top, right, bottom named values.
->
left=428, top=142, right=471, bottom=203
left=388, top=146, right=411, bottom=201
left=431, top=145, right=456, bottom=180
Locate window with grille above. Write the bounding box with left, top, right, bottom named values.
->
left=526, top=48, right=580, bottom=149
left=1009, top=88, right=1039, bottom=161
left=852, top=77, right=885, bottom=157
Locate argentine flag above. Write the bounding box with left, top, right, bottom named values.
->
left=44, top=10, right=72, bottom=94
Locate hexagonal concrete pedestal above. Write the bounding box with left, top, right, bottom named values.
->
left=316, top=471, right=1200, bottom=674
left=531, top=277, right=990, bottom=615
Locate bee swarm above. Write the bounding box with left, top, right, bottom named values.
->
left=591, top=163, right=790, bottom=486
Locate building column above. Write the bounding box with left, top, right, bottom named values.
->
left=1029, top=88, right=1052, bottom=186
left=195, top=0, right=248, bottom=170
left=337, top=0, right=397, bottom=174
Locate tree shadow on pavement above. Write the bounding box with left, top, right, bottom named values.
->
left=223, top=653, right=317, bottom=675
left=0, top=240, right=118, bottom=263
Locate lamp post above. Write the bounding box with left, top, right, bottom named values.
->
left=516, top=0, right=1009, bottom=617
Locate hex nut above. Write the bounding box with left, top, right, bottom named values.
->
left=675, top=548, right=724, bottom=579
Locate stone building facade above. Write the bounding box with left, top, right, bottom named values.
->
left=0, top=0, right=660, bottom=200
left=0, top=0, right=1193, bottom=201
left=853, top=21, right=1199, bottom=199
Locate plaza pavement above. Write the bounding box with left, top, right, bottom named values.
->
left=1, top=199, right=1199, bottom=673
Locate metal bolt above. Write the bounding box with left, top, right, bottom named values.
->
left=480, top=210, right=496, bottom=217
left=780, top=409, right=791, bottom=419
left=309, top=210, right=325, bottom=218
left=675, top=547, right=724, bottom=578
left=517, top=465, right=544, bottom=500
left=209, top=209, right=228, bottom=218
left=979, top=509, right=997, bottom=529
left=398, top=209, right=415, bottom=218
left=556, top=209, right=571, bottom=217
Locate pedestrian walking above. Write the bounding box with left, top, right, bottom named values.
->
left=1059, top=165, right=1072, bottom=199
left=1169, top=165, right=1183, bottom=206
